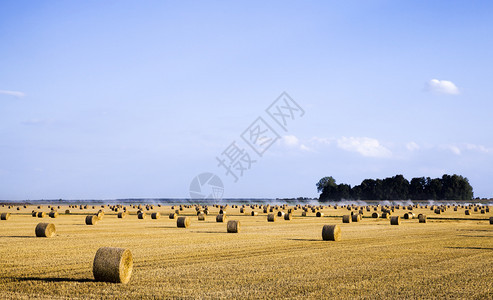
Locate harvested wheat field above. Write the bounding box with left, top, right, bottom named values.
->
left=0, top=203, right=492, bottom=299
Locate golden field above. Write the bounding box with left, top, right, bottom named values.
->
left=0, top=203, right=492, bottom=299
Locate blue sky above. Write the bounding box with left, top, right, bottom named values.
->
left=1, top=0, right=492, bottom=200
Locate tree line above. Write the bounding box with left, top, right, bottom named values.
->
left=316, top=174, right=473, bottom=201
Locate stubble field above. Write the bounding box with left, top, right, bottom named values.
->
left=0, top=203, right=492, bottom=299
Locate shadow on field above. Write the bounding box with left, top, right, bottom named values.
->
left=146, top=226, right=177, bottom=229
left=446, top=246, right=493, bottom=251
left=14, top=277, right=93, bottom=283
left=190, top=231, right=224, bottom=234
left=288, top=238, right=322, bottom=242
left=458, top=235, right=493, bottom=238
left=1, top=236, right=37, bottom=239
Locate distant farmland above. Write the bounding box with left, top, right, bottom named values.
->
left=0, top=202, right=492, bottom=299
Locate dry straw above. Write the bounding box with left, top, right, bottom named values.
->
left=49, top=211, right=59, bottom=218
left=418, top=214, right=427, bottom=223
left=351, top=214, right=361, bottom=222
left=490, top=217, right=493, bottom=225
left=118, top=212, right=126, bottom=219
left=465, top=210, right=470, bottom=215
left=86, top=215, right=98, bottom=225
left=93, top=247, right=133, bottom=284
left=216, top=214, right=227, bottom=223
left=342, top=215, right=351, bottom=223
left=284, top=213, right=292, bottom=220
left=35, top=222, right=56, bottom=237
left=372, top=212, right=380, bottom=218
left=1, top=212, right=11, bottom=220
left=138, top=212, right=146, bottom=219
left=404, top=213, right=414, bottom=220
left=322, top=224, right=341, bottom=241
left=227, top=220, right=240, bottom=233
left=390, top=216, right=400, bottom=225
left=65, top=210, right=71, bottom=214
left=251, top=211, right=258, bottom=216
left=198, top=212, right=206, bottom=221
left=277, top=211, right=285, bottom=217
left=169, top=213, right=177, bottom=219
left=37, top=212, right=46, bottom=218
left=267, top=214, right=276, bottom=222
left=151, top=212, right=160, bottom=219
left=177, top=216, right=191, bottom=228
left=316, top=212, right=324, bottom=217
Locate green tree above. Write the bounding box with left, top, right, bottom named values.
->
left=316, top=176, right=336, bottom=193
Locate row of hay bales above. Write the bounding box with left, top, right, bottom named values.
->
left=32, top=223, right=346, bottom=285
left=3, top=203, right=492, bottom=224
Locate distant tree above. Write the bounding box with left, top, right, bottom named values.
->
left=316, top=176, right=336, bottom=193
left=409, top=177, right=426, bottom=200
left=336, top=183, right=352, bottom=200
left=317, top=174, right=473, bottom=200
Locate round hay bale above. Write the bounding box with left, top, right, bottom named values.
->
left=342, top=215, right=351, bottom=223
left=85, top=215, right=98, bottom=225
left=322, top=224, right=341, bottom=241
left=198, top=212, right=206, bottom=221
left=372, top=212, right=380, bottom=218
left=418, top=214, right=427, bottom=223
left=169, top=213, right=177, bottom=219
left=118, top=212, right=126, bottom=218
left=137, top=212, right=146, bottom=219
left=480, top=210, right=485, bottom=214
left=93, top=247, right=133, bottom=284
left=251, top=211, right=258, bottom=216
left=267, top=214, right=276, bottom=222
left=490, top=217, right=493, bottom=225
left=277, top=211, right=285, bottom=217
left=216, top=214, right=227, bottom=222
left=316, top=212, right=324, bottom=217
left=227, top=220, right=240, bottom=233
left=284, top=213, right=292, bottom=220
left=301, top=211, right=308, bottom=217
left=390, top=216, right=400, bottom=225
left=404, top=212, right=415, bottom=219
left=65, top=210, right=71, bottom=214
left=465, top=210, right=470, bottom=215
left=32, top=211, right=38, bottom=217
left=1, top=212, right=11, bottom=220
left=177, top=216, right=191, bottom=228
left=434, top=208, right=441, bottom=214
left=381, top=212, right=391, bottom=219
left=151, top=212, right=160, bottom=219
left=49, top=211, right=59, bottom=218
left=35, top=222, right=56, bottom=237
left=37, top=212, right=46, bottom=218
left=351, top=214, right=361, bottom=222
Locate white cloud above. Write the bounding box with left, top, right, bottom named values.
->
left=309, top=136, right=333, bottom=145
left=281, top=135, right=310, bottom=151
left=337, top=137, right=391, bottom=158
left=0, top=89, right=26, bottom=98
left=406, top=142, right=420, bottom=151
left=465, top=144, right=491, bottom=153
left=446, top=145, right=461, bottom=155
left=283, top=135, right=299, bottom=147
left=426, top=79, right=460, bottom=95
